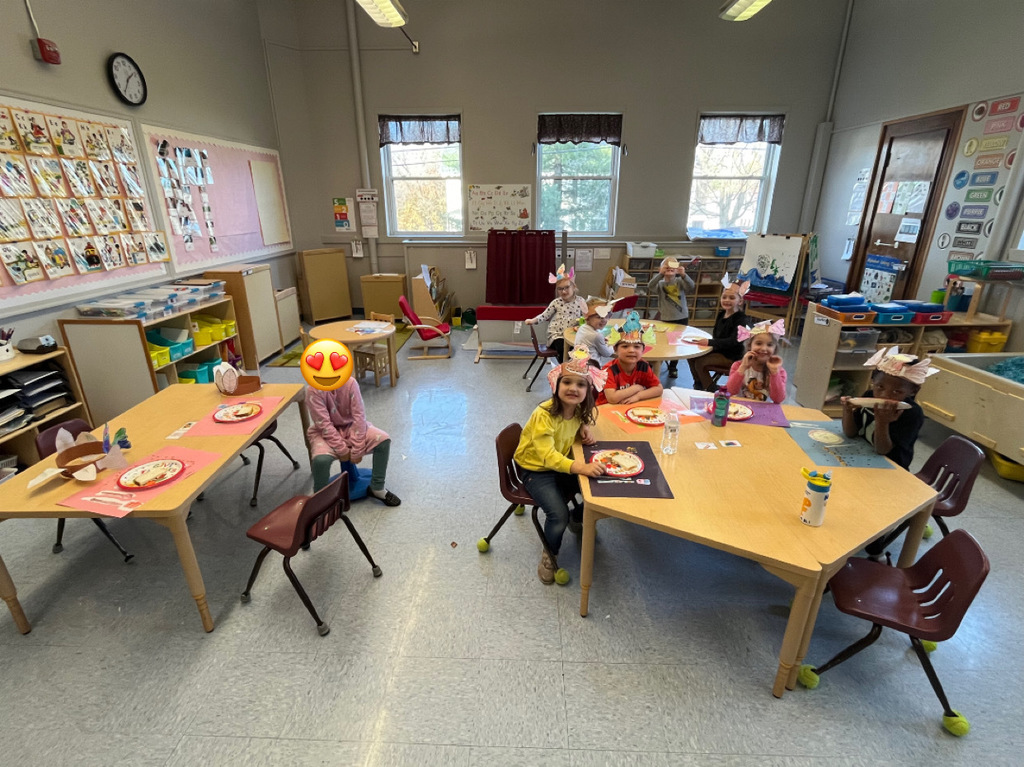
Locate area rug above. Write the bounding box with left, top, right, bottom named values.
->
left=267, top=325, right=414, bottom=367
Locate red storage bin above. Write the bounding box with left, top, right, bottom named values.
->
left=911, top=311, right=953, bottom=325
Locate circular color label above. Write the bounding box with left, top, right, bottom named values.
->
left=937, top=233, right=950, bottom=249
left=945, top=202, right=961, bottom=220
left=972, top=102, right=988, bottom=121
left=963, top=138, right=979, bottom=157
left=952, top=170, right=969, bottom=189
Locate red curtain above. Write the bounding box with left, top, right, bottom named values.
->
left=485, top=230, right=555, bottom=304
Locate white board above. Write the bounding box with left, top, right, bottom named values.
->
left=250, top=159, right=290, bottom=245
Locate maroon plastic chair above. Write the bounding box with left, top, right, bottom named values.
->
left=800, top=530, right=990, bottom=736
left=477, top=423, right=550, bottom=558
left=35, top=419, right=133, bottom=563
left=611, top=294, right=639, bottom=314
left=523, top=325, right=559, bottom=392
left=245, top=419, right=302, bottom=507
left=240, top=472, right=381, bottom=636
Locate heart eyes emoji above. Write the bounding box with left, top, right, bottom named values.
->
left=305, top=351, right=325, bottom=370
left=330, top=352, right=348, bottom=370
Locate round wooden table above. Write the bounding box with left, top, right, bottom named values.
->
left=565, top=318, right=713, bottom=361
left=309, top=320, right=400, bottom=387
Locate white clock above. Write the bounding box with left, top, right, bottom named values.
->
left=106, top=53, right=147, bottom=107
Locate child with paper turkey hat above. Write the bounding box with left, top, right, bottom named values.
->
left=598, top=311, right=663, bottom=406
left=726, top=318, right=788, bottom=404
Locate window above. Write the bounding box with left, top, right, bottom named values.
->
left=537, top=113, right=622, bottom=235
left=687, top=114, right=785, bottom=234
left=379, top=115, right=462, bottom=235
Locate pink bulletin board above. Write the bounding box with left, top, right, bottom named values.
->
left=141, top=125, right=292, bottom=269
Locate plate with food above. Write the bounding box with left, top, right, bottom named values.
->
left=847, top=397, right=912, bottom=411
left=213, top=402, right=263, bottom=423
left=625, top=406, right=666, bottom=426
left=591, top=449, right=645, bottom=478
left=703, top=401, right=755, bottom=421
left=117, top=458, right=186, bottom=490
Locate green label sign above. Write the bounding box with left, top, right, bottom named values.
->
left=965, top=188, right=993, bottom=203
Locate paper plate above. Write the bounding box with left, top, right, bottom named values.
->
left=847, top=397, right=912, bottom=411
left=626, top=406, right=666, bottom=426
left=704, top=401, right=755, bottom=421
left=117, top=458, right=186, bottom=490
left=591, top=449, right=645, bottom=478
left=808, top=429, right=845, bottom=445
left=213, top=402, right=263, bottom=423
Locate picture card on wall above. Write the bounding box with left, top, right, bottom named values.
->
left=89, top=159, right=122, bottom=197
left=97, top=234, right=126, bottom=269
left=0, top=241, right=45, bottom=283
left=84, top=197, right=116, bottom=234
left=27, top=156, right=68, bottom=197
left=33, top=238, right=75, bottom=279
left=0, top=198, right=31, bottom=242
left=67, top=236, right=104, bottom=274
left=80, top=122, right=111, bottom=160
left=120, top=233, right=148, bottom=265
left=55, top=198, right=94, bottom=237
left=46, top=116, right=84, bottom=158
left=106, top=126, right=137, bottom=164
left=118, top=163, right=144, bottom=198
left=12, top=109, right=54, bottom=156
left=143, top=231, right=169, bottom=261
left=21, top=198, right=63, bottom=239
left=0, top=108, right=24, bottom=152
left=0, top=153, right=36, bottom=197
left=61, top=158, right=96, bottom=197
left=106, top=198, right=128, bottom=232
left=126, top=199, right=152, bottom=232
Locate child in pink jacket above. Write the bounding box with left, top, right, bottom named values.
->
left=726, top=319, right=788, bottom=404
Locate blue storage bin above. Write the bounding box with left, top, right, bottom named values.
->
left=870, top=303, right=914, bottom=325
left=145, top=331, right=195, bottom=361
left=823, top=293, right=867, bottom=307
left=893, top=300, right=945, bottom=312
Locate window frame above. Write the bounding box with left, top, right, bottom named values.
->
left=536, top=141, right=621, bottom=236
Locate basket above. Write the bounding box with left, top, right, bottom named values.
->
left=987, top=450, right=1024, bottom=482
left=947, top=259, right=1024, bottom=281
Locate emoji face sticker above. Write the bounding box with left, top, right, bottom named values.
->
left=300, top=339, right=353, bottom=391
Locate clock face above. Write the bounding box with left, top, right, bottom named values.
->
left=107, top=53, right=147, bottom=106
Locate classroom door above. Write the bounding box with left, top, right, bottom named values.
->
left=847, top=108, right=965, bottom=300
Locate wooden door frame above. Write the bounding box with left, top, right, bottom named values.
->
left=847, top=105, right=967, bottom=297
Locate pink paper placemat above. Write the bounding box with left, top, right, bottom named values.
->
left=186, top=395, right=284, bottom=436
left=57, top=446, right=222, bottom=517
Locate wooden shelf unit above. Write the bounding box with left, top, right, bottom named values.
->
left=411, top=266, right=452, bottom=323
left=58, top=297, right=240, bottom=424
left=0, top=348, right=91, bottom=467
left=794, top=302, right=1013, bottom=417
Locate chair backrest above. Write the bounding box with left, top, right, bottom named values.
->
left=915, top=436, right=985, bottom=517
left=398, top=295, right=427, bottom=338
left=495, top=423, right=528, bottom=504
left=903, top=529, right=990, bottom=641
left=370, top=311, right=394, bottom=323
left=612, top=294, right=639, bottom=313
left=298, top=472, right=351, bottom=550
left=35, top=418, right=92, bottom=459
left=529, top=324, right=547, bottom=355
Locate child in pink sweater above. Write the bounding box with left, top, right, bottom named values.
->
left=726, top=319, right=787, bottom=404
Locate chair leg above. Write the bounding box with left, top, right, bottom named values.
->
left=53, top=518, right=66, bottom=553
left=909, top=636, right=958, bottom=718
left=810, top=623, right=884, bottom=677
left=91, top=518, right=134, bottom=563
left=523, top=354, right=539, bottom=380
left=282, top=556, right=330, bottom=636
left=338, top=513, right=383, bottom=578
left=530, top=505, right=557, bottom=562
left=240, top=454, right=251, bottom=466
left=934, top=516, right=950, bottom=537
left=482, top=502, right=519, bottom=546
left=249, top=442, right=266, bottom=507
left=266, top=435, right=301, bottom=470
left=526, top=359, right=547, bottom=392
left=240, top=546, right=272, bottom=603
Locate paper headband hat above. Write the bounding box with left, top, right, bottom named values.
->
left=586, top=297, right=616, bottom=318
left=720, top=272, right=751, bottom=296
left=736, top=318, right=785, bottom=341
left=547, top=345, right=608, bottom=392
left=864, top=347, right=939, bottom=385
left=606, top=310, right=656, bottom=351
left=549, top=264, right=575, bottom=284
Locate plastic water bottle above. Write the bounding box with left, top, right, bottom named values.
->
left=711, top=389, right=730, bottom=427
left=800, top=469, right=832, bottom=526
left=661, top=412, right=680, bottom=454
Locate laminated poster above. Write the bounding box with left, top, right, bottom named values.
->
left=0, top=241, right=45, bottom=284
left=121, top=233, right=149, bottom=265
left=0, top=198, right=31, bottom=242
left=144, top=231, right=169, bottom=262
left=27, top=156, right=68, bottom=197
left=0, top=107, right=23, bottom=152
left=33, top=238, right=75, bottom=279
left=67, top=236, right=104, bottom=274
left=55, top=198, right=94, bottom=237
left=45, top=116, right=84, bottom=158
left=89, top=159, right=122, bottom=197
left=468, top=183, right=532, bottom=231
left=62, top=157, right=96, bottom=197
left=12, top=109, right=54, bottom=156
left=21, top=198, right=62, bottom=239
left=0, top=153, right=35, bottom=197
left=80, top=122, right=111, bottom=160
left=106, top=126, right=137, bottom=164
left=97, top=233, right=126, bottom=269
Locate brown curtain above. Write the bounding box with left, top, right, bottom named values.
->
left=698, top=115, right=785, bottom=145
left=378, top=115, right=461, bottom=147
left=537, top=114, right=622, bottom=146
left=486, top=230, right=555, bottom=304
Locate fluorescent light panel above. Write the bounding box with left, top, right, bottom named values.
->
left=719, top=0, right=775, bottom=22
left=355, top=0, right=408, bottom=27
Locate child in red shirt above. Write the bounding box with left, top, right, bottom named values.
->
left=598, top=311, right=663, bottom=406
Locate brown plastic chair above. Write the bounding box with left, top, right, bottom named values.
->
left=245, top=419, right=302, bottom=507
left=477, top=423, right=551, bottom=559
left=35, top=419, right=133, bottom=563
left=240, top=472, right=381, bottom=636
left=800, top=529, right=990, bottom=736
left=523, top=326, right=559, bottom=392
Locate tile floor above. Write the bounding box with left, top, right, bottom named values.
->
left=2, top=330, right=1022, bottom=766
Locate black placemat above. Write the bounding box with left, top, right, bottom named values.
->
left=583, top=440, right=674, bottom=499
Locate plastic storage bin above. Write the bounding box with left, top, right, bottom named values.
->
left=177, top=363, right=213, bottom=383
left=870, top=303, right=914, bottom=324
left=815, top=304, right=876, bottom=323
left=148, top=343, right=171, bottom=368
left=987, top=450, right=1024, bottom=482
left=837, top=328, right=881, bottom=351
left=146, top=330, right=194, bottom=361
left=834, top=349, right=875, bottom=369
left=947, top=259, right=1024, bottom=280
left=966, top=330, right=1008, bottom=354
left=626, top=242, right=657, bottom=258
left=911, top=311, right=953, bottom=325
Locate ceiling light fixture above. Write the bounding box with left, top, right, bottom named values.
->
left=354, top=0, right=408, bottom=28
left=719, top=0, right=775, bottom=22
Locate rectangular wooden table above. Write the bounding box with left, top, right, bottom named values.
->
left=0, top=383, right=304, bottom=635
left=576, top=395, right=938, bottom=697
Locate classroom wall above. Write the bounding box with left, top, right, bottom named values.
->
left=259, top=0, right=850, bottom=309
left=812, top=0, right=1024, bottom=350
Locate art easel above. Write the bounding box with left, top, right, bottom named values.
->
left=742, top=233, right=812, bottom=337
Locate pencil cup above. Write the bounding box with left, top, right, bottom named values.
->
left=0, top=342, right=14, bottom=362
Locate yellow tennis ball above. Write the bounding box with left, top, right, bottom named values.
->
left=554, top=568, right=570, bottom=585
left=476, top=538, right=489, bottom=553
left=514, top=505, right=525, bottom=516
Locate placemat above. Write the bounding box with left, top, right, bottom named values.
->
left=57, top=445, right=223, bottom=517
left=689, top=396, right=791, bottom=428
left=601, top=399, right=704, bottom=435
left=187, top=395, right=284, bottom=436
left=583, top=441, right=674, bottom=499
left=785, top=419, right=896, bottom=470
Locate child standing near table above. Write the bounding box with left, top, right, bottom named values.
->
left=514, top=346, right=607, bottom=583
left=647, top=257, right=695, bottom=378
left=726, top=319, right=787, bottom=403
left=306, top=379, right=401, bottom=505
left=598, top=311, right=663, bottom=406
left=575, top=298, right=616, bottom=366
left=525, top=264, right=588, bottom=362
left=690, top=276, right=750, bottom=391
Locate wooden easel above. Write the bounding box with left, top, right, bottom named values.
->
left=742, top=233, right=812, bottom=337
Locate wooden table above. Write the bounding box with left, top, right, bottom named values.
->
left=575, top=394, right=938, bottom=697
left=309, top=320, right=400, bottom=388
left=0, top=383, right=304, bottom=635
left=565, top=319, right=712, bottom=361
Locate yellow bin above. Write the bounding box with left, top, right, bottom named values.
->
left=988, top=450, right=1024, bottom=482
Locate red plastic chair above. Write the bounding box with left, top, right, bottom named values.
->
left=611, top=294, right=639, bottom=314
left=523, top=325, right=559, bottom=392
left=240, top=472, right=381, bottom=636
left=398, top=295, right=452, bottom=359
left=35, top=419, right=133, bottom=563
left=799, top=529, right=990, bottom=736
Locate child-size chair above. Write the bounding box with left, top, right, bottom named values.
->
left=798, top=529, right=989, bottom=736
left=523, top=325, right=559, bottom=392
left=353, top=312, right=395, bottom=387
left=398, top=295, right=451, bottom=359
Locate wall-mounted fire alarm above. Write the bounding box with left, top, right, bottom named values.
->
left=31, top=37, right=61, bottom=64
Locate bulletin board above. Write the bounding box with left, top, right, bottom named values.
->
left=468, top=184, right=532, bottom=231
left=0, top=95, right=169, bottom=313
left=141, top=125, right=292, bottom=268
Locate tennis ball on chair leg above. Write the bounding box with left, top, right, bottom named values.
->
left=554, top=568, right=571, bottom=585
left=514, top=505, right=525, bottom=516
left=476, top=538, right=490, bottom=553
left=797, top=665, right=820, bottom=689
